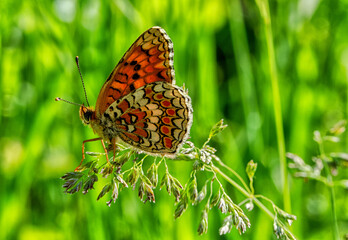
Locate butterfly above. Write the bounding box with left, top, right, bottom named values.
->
left=72, top=27, right=193, bottom=166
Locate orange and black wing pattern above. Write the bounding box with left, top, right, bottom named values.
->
left=100, top=81, right=192, bottom=157
left=95, top=27, right=175, bottom=116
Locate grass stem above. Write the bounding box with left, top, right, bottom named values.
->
left=211, top=164, right=275, bottom=219
left=255, top=0, right=291, bottom=213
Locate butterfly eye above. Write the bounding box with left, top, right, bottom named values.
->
left=79, top=106, right=94, bottom=125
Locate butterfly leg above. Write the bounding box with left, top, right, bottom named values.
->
left=100, top=138, right=109, bottom=162
left=75, top=137, right=103, bottom=172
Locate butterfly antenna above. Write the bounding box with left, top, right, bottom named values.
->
left=55, top=97, right=83, bottom=107
left=75, top=56, right=90, bottom=107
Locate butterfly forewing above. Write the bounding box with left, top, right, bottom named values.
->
left=95, top=27, right=175, bottom=116
left=100, top=82, right=192, bottom=157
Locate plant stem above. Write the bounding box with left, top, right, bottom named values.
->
left=318, top=142, right=340, bottom=240
left=211, top=164, right=274, bottom=219
left=327, top=173, right=340, bottom=240
left=322, top=160, right=340, bottom=240
left=216, top=159, right=251, bottom=193
left=255, top=0, right=291, bottom=213
left=252, top=197, right=274, bottom=220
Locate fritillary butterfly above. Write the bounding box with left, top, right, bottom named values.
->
left=78, top=27, right=193, bottom=162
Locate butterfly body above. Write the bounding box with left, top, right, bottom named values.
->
left=79, top=27, right=192, bottom=158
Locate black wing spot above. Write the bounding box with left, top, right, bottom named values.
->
left=142, top=49, right=151, bottom=56
left=157, top=71, right=165, bottom=80
left=130, top=60, right=137, bottom=65
left=132, top=73, right=140, bottom=80
left=124, top=62, right=128, bottom=66
left=129, top=83, right=135, bottom=91
left=134, top=64, right=141, bottom=71
left=104, top=112, right=111, bottom=120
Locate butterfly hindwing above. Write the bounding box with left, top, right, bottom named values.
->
left=101, top=82, right=193, bottom=157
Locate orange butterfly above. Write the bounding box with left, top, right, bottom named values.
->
left=58, top=27, right=193, bottom=169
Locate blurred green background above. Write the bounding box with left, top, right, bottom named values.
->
left=1, top=0, right=347, bottom=239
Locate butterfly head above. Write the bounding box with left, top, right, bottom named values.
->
left=79, top=105, right=95, bottom=125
